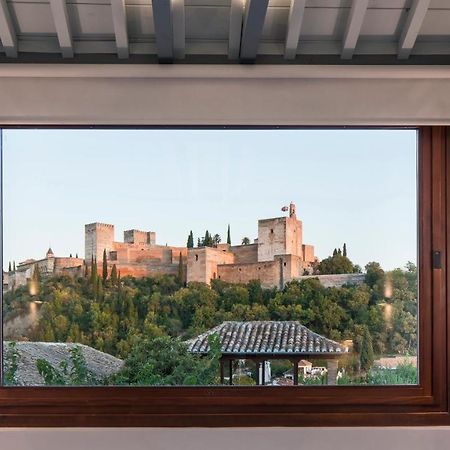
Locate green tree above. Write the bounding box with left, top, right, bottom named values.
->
left=91, top=257, right=98, bottom=287
left=360, top=326, right=374, bottom=373
left=36, top=346, right=99, bottom=385
left=96, top=277, right=103, bottom=301
left=178, top=252, right=185, bottom=286
left=317, top=253, right=355, bottom=274
left=365, top=262, right=385, bottom=288
left=110, top=264, right=118, bottom=285
left=241, top=237, right=250, bottom=245
left=102, top=249, right=108, bottom=284
left=203, top=230, right=214, bottom=247
left=212, top=234, right=221, bottom=247
left=227, top=224, right=231, bottom=245
left=4, top=342, right=20, bottom=385
left=187, top=230, right=194, bottom=248
left=113, top=335, right=221, bottom=386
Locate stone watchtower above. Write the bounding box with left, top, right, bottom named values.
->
left=85, top=223, right=115, bottom=264
left=257, top=202, right=303, bottom=262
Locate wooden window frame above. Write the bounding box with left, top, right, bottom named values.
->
left=0, top=125, right=448, bottom=427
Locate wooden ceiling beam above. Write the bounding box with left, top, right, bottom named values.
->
left=49, top=0, right=74, bottom=58
left=0, top=0, right=17, bottom=58
left=172, top=0, right=185, bottom=59
left=111, top=0, right=129, bottom=59
left=228, top=0, right=244, bottom=60
left=284, top=0, right=306, bottom=60
left=240, top=0, right=269, bottom=61
left=341, top=0, right=369, bottom=60
left=152, top=0, right=173, bottom=61
left=398, top=0, right=431, bottom=60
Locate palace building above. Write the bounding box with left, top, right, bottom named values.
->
left=4, top=202, right=318, bottom=292
left=186, top=203, right=316, bottom=289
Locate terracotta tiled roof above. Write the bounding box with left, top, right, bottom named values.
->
left=187, top=321, right=347, bottom=356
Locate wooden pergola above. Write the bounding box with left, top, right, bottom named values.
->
left=187, top=321, right=348, bottom=386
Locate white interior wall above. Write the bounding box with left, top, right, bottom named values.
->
left=1, top=64, right=450, bottom=125
left=1, top=427, right=450, bottom=449
left=0, top=63, right=449, bottom=447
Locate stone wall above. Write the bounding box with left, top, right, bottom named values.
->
left=276, top=254, right=304, bottom=285
left=297, top=273, right=366, bottom=288
left=230, top=243, right=258, bottom=264
left=285, top=216, right=303, bottom=258
left=187, top=247, right=235, bottom=285
left=257, top=216, right=303, bottom=262
left=217, top=260, right=279, bottom=289
left=83, top=222, right=189, bottom=279
left=54, top=257, right=84, bottom=271
left=109, top=262, right=180, bottom=278
left=257, top=217, right=287, bottom=262
left=302, top=244, right=315, bottom=264
left=85, top=223, right=115, bottom=263
left=123, top=229, right=156, bottom=246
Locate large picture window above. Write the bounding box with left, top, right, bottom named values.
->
left=0, top=126, right=448, bottom=426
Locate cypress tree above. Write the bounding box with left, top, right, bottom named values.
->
left=343, top=243, right=347, bottom=257
left=338, top=248, right=342, bottom=256
left=333, top=249, right=337, bottom=257
left=177, top=252, right=185, bottom=286
left=8, top=261, right=11, bottom=272
left=13, top=261, right=16, bottom=271
left=70, top=253, right=72, bottom=258
left=96, top=276, right=103, bottom=300
left=187, top=230, right=194, bottom=248
left=360, top=327, right=374, bottom=373
left=75, top=253, right=78, bottom=259
left=197, top=238, right=202, bottom=247
left=227, top=224, right=231, bottom=245
left=111, top=264, right=118, bottom=285
left=102, top=249, right=108, bottom=283
left=91, top=257, right=98, bottom=286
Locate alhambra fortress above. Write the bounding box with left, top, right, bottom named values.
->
left=4, top=203, right=365, bottom=292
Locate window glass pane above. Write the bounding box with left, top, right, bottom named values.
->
left=1, top=129, right=418, bottom=387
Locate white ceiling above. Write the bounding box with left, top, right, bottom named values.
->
left=0, top=0, right=449, bottom=62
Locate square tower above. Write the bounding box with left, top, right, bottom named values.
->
left=257, top=203, right=303, bottom=262
left=85, top=223, right=115, bottom=264
left=124, top=229, right=156, bottom=246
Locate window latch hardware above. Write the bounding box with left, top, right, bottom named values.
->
left=432, top=251, right=442, bottom=269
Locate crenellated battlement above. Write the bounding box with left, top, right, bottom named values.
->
left=85, top=223, right=114, bottom=229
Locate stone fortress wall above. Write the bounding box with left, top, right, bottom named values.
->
left=3, top=248, right=85, bottom=292
left=85, top=223, right=115, bottom=263
left=85, top=222, right=187, bottom=278
left=4, top=202, right=365, bottom=292
left=187, top=203, right=317, bottom=289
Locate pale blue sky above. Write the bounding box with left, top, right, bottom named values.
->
left=2, top=129, right=417, bottom=271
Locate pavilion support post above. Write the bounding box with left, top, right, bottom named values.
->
left=255, top=360, right=260, bottom=385
left=292, top=359, right=299, bottom=385
left=327, top=359, right=339, bottom=385
left=220, top=358, right=225, bottom=385
left=229, top=359, right=233, bottom=386
left=261, top=360, right=266, bottom=386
